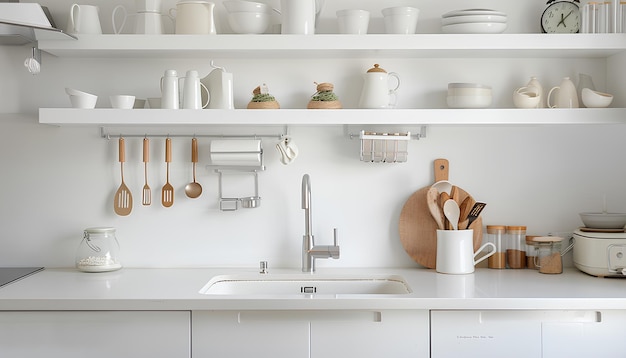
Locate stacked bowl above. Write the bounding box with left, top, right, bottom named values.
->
left=441, top=9, right=507, bottom=34
left=447, top=83, right=492, bottom=108
left=223, top=0, right=272, bottom=34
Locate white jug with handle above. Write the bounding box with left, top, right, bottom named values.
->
left=201, top=61, right=234, bottom=109
left=280, top=0, right=323, bottom=34
left=181, top=70, right=209, bottom=109
left=169, top=1, right=216, bottom=34
left=112, top=5, right=170, bottom=34
left=160, top=69, right=179, bottom=109
left=66, top=4, right=102, bottom=35
left=358, top=64, right=400, bottom=109
left=547, top=77, right=579, bottom=108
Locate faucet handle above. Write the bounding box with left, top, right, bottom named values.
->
left=333, top=228, right=338, bottom=247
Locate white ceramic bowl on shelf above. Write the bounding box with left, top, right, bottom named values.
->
left=227, top=11, right=270, bottom=34
left=581, top=88, right=613, bottom=108
left=110, top=95, right=136, bottom=109
left=223, top=0, right=271, bottom=13
left=447, top=83, right=492, bottom=108
left=441, top=14, right=507, bottom=26
left=65, top=88, right=97, bottom=109
left=442, top=9, right=507, bottom=18
left=442, top=22, right=507, bottom=34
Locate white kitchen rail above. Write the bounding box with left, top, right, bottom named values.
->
left=39, top=108, right=626, bottom=126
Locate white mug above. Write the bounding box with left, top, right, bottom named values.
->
left=382, top=6, right=419, bottom=34
left=67, top=4, right=102, bottom=35
left=336, top=9, right=369, bottom=34
left=280, top=0, right=316, bottom=34
left=547, top=77, right=579, bottom=108
left=436, top=229, right=496, bottom=274
left=169, top=1, right=216, bottom=34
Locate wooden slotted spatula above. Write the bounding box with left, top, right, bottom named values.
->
left=114, top=137, right=133, bottom=216
left=142, top=137, right=151, bottom=206
left=161, top=137, right=174, bottom=207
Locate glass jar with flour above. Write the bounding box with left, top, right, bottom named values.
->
left=76, top=227, right=122, bottom=272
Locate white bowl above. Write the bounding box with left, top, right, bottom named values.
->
left=65, top=87, right=94, bottom=97
left=69, top=94, right=97, bottom=109
left=381, top=6, right=419, bottom=16
left=513, top=90, right=541, bottom=108
left=580, top=212, right=626, bottom=229
left=227, top=11, right=270, bottom=34
left=110, top=95, right=136, bottom=109
left=223, top=0, right=271, bottom=13
left=581, top=88, right=613, bottom=108
left=442, top=9, right=507, bottom=18
left=442, top=22, right=507, bottom=34
left=441, top=14, right=507, bottom=26
left=448, top=83, right=492, bottom=96
left=447, top=94, right=492, bottom=108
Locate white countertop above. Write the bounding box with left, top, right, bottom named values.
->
left=0, top=267, right=624, bottom=311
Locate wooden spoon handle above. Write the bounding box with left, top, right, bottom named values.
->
left=143, top=137, right=149, bottom=163
left=165, top=138, right=172, bottom=163
left=191, top=137, right=198, bottom=163
left=434, top=158, right=449, bottom=183
left=118, top=137, right=125, bottom=163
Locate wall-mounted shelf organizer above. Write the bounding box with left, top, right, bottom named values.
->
left=358, top=131, right=411, bottom=163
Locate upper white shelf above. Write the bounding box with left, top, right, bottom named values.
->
left=39, top=108, right=626, bottom=126
left=36, top=34, right=626, bottom=59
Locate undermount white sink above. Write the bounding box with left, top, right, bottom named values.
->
left=199, top=274, right=412, bottom=295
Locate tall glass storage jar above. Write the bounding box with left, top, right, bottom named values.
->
left=486, top=225, right=506, bottom=269
left=76, top=227, right=122, bottom=272
left=506, top=225, right=527, bottom=269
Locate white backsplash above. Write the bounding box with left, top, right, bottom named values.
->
left=0, top=0, right=625, bottom=268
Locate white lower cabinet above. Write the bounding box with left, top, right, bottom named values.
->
left=192, top=310, right=429, bottom=358
left=0, top=311, right=191, bottom=358
left=431, top=310, right=626, bottom=358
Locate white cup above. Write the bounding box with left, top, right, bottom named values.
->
left=436, top=229, right=496, bottom=274
left=382, top=6, right=419, bottom=34
left=110, top=95, right=136, bottom=109
left=147, top=97, right=161, bottom=108
left=336, top=9, right=369, bottom=34
left=66, top=4, right=102, bottom=35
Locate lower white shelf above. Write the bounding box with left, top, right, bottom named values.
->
left=38, top=108, right=626, bottom=126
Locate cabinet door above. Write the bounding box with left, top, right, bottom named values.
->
left=0, top=311, right=190, bottom=358
left=311, top=310, right=429, bottom=358
left=192, top=310, right=309, bottom=358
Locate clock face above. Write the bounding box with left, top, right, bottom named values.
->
left=541, top=1, right=580, bottom=33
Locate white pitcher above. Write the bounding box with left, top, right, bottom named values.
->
left=66, top=4, right=102, bottom=35
left=547, top=77, right=579, bottom=108
left=112, top=5, right=170, bottom=34
left=160, top=70, right=179, bottom=109
left=181, top=70, right=209, bottom=109
left=358, top=64, right=400, bottom=109
left=201, top=62, right=234, bottom=109
left=280, top=0, right=323, bottom=34
left=169, top=1, right=216, bottom=34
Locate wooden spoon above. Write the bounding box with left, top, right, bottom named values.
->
left=161, top=138, right=174, bottom=207
left=443, top=199, right=460, bottom=230
left=114, top=137, right=133, bottom=216
left=426, top=187, right=445, bottom=230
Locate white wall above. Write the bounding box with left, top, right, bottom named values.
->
left=0, top=0, right=624, bottom=269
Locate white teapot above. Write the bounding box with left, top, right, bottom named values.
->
left=358, top=64, right=400, bottom=109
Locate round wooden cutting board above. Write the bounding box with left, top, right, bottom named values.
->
left=398, top=159, right=483, bottom=269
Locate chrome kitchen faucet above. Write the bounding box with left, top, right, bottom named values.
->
left=301, top=174, right=340, bottom=272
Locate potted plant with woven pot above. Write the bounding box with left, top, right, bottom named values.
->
left=307, top=82, right=342, bottom=109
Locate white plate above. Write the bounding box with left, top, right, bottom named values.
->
left=442, top=22, right=507, bottom=34
left=442, top=9, right=507, bottom=18
left=441, top=14, right=507, bottom=26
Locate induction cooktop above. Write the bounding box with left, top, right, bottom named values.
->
left=0, top=267, right=44, bottom=288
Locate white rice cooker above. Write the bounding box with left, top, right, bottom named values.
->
left=573, top=229, right=626, bottom=277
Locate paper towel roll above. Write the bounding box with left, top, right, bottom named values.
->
left=210, top=139, right=262, bottom=166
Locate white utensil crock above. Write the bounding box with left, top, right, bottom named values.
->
left=436, top=229, right=496, bottom=274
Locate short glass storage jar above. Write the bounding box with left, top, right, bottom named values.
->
left=531, top=236, right=564, bottom=274
left=506, top=225, right=527, bottom=269
left=76, top=227, right=122, bottom=272
left=486, top=225, right=506, bottom=269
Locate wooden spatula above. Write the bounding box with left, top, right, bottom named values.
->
left=161, top=137, right=174, bottom=207
left=142, top=137, right=151, bottom=206
left=114, top=137, right=133, bottom=216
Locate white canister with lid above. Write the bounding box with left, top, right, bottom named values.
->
left=76, top=227, right=122, bottom=272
